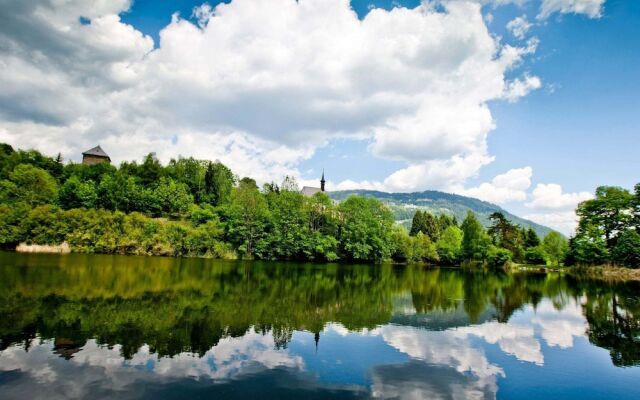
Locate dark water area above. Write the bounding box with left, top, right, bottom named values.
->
left=0, top=251, right=639, bottom=399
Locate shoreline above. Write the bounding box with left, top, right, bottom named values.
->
left=5, top=247, right=640, bottom=282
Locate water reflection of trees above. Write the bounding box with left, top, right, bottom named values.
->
left=0, top=252, right=638, bottom=365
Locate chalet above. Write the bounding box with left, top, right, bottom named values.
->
left=301, top=171, right=326, bottom=197
left=82, top=145, right=111, bottom=165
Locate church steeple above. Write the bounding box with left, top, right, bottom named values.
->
left=320, top=169, right=325, bottom=192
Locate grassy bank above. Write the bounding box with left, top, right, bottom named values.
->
left=568, top=265, right=640, bottom=282
left=511, top=263, right=640, bottom=282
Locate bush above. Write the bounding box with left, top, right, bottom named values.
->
left=525, top=246, right=548, bottom=265
left=488, top=246, right=512, bottom=268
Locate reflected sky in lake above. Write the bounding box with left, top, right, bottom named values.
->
left=1, top=252, right=639, bottom=399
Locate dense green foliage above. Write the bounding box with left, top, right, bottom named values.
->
left=567, top=184, right=640, bottom=267
left=1, top=144, right=582, bottom=266
left=0, top=144, right=394, bottom=262
left=331, top=189, right=553, bottom=237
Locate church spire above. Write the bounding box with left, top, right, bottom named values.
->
left=320, top=169, right=325, bottom=192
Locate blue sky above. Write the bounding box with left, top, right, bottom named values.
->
left=0, top=0, right=637, bottom=233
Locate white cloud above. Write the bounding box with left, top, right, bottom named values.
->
left=523, top=183, right=592, bottom=234
left=524, top=210, right=579, bottom=235
left=538, top=0, right=606, bottom=19
left=0, top=0, right=541, bottom=192
left=379, top=325, right=504, bottom=379
left=0, top=330, right=304, bottom=399
left=507, top=15, right=532, bottom=39
left=526, top=183, right=593, bottom=209
left=503, top=74, right=542, bottom=102
left=459, top=166, right=533, bottom=204
left=455, top=322, right=544, bottom=365
left=532, top=299, right=587, bottom=348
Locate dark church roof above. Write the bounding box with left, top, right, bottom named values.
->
left=82, top=145, right=110, bottom=159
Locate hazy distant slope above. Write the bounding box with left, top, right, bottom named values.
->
left=329, top=189, right=554, bottom=238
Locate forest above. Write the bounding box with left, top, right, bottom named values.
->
left=0, top=143, right=638, bottom=267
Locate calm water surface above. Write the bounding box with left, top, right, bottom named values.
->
left=0, top=251, right=639, bottom=399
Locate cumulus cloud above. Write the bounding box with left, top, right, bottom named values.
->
left=523, top=210, right=579, bottom=235
left=0, top=330, right=305, bottom=399
left=523, top=183, right=592, bottom=234
left=503, top=74, right=542, bottom=102
left=526, top=183, right=593, bottom=209
left=507, top=15, right=532, bottom=39
left=0, top=0, right=541, bottom=192
left=538, top=0, right=606, bottom=19
left=532, top=299, right=587, bottom=348
left=459, top=166, right=533, bottom=204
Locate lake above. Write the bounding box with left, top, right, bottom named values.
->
left=0, top=251, right=639, bottom=399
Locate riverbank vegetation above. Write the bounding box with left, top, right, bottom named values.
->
left=0, top=143, right=637, bottom=268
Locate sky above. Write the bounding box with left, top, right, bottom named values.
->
left=0, top=0, right=638, bottom=234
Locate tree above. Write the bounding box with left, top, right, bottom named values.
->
left=203, top=161, right=235, bottom=206
left=633, top=183, right=640, bottom=231
left=525, top=246, right=548, bottom=265
left=568, top=224, right=610, bottom=265
left=488, top=212, right=524, bottom=261
left=166, top=157, right=207, bottom=202
left=542, top=232, right=568, bottom=266
left=524, top=227, right=540, bottom=248
left=461, top=211, right=491, bottom=261
left=577, top=186, right=634, bottom=250
left=58, top=176, right=98, bottom=209
left=390, top=225, right=412, bottom=262
left=487, top=246, right=512, bottom=268
left=410, top=232, right=439, bottom=263
left=280, top=175, right=299, bottom=192
left=149, top=178, right=193, bottom=216
left=338, top=196, right=394, bottom=261
left=4, top=164, right=58, bottom=206
left=97, top=172, right=143, bottom=212
left=261, top=189, right=307, bottom=260
left=438, top=214, right=457, bottom=232
left=306, top=192, right=337, bottom=234
left=410, top=210, right=425, bottom=236
left=410, top=210, right=440, bottom=241
left=138, top=153, right=164, bottom=186
left=612, top=230, right=640, bottom=268
left=224, top=177, right=270, bottom=257
left=436, top=225, right=463, bottom=265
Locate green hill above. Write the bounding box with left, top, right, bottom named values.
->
left=329, top=189, right=554, bottom=238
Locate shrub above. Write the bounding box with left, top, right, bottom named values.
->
left=488, top=246, right=512, bottom=268
left=525, top=246, right=548, bottom=265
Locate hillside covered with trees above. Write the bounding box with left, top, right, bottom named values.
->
left=0, top=143, right=637, bottom=267
left=330, top=189, right=553, bottom=238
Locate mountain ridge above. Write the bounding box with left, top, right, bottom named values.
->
left=328, top=189, right=555, bottom=238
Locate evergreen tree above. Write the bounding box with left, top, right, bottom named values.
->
left=487, top=212, right=524, bottom=261
left=524, top=227, right=540, bottom=248
left=410, top=211, right=425, bottom=236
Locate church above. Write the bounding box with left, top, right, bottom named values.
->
left=82, top=145, right=111, bottom=165
left=300, top=171, right=326, bottom=197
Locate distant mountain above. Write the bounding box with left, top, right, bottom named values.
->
left=329, top=189, right=555, bottom=238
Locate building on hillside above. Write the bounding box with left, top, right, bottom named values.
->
left=301, top=171, right=326, bottom=197
left=82, top=145, right=111, bottom=165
